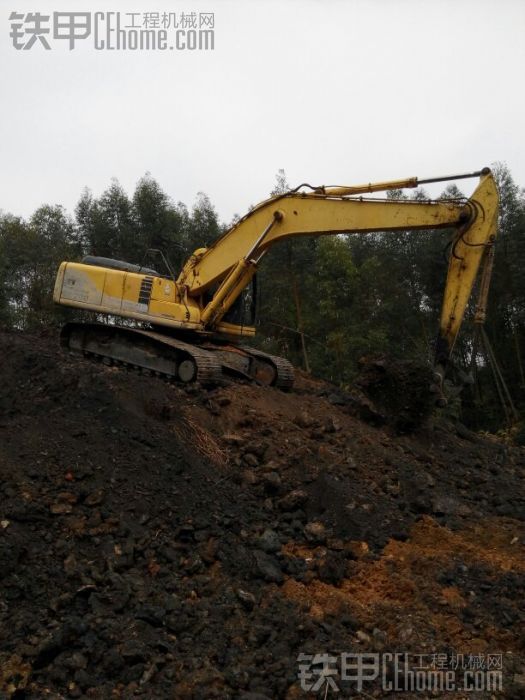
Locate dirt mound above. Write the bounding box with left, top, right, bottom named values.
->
left=355, top=355, right=436, bottom=432
left=0, top=329, right=524, bottom=699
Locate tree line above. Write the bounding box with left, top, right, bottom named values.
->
left=1, top=166, right=523, bottom=432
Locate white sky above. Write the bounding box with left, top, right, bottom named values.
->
left=1, top=0, right=524, bottom=224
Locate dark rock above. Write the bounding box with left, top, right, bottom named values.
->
left=293, top=411, right=315, bottom=428
left=253, top=551, right=284, bottom=584
left=256, top=529, right=281, bottom=554
left=84, top=489, right=105, bottom=507
left=236, top=589, right=256, bottom=611
left=323, top=416, right=341, bottom=433
left=327, top=392, right=347, bottom=406
left=243, top=453, right=260, bottom=468
left=34, top=618, right=88, bottom=669
left=120, top=640, right=147, bottom=663
left=135, top=605, right=166, bottom=627
left=317, top=552, right=346, bottom=585
left=432, top=495, right=471, bottom=516
left=262, top=472, right=282, bottom=494
left=278, top=488, right=309, bottom=511
left=64, top=652, right=88, bottom=670
left=304, top=521, right=327, bottom=544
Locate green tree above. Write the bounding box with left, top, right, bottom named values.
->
left=186, top=192, right=222, bottom=251
left=76, top=180, right=133, bottom=260
left=0, top=206, right=80, bottom=329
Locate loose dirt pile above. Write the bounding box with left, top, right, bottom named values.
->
left=0, top=329, right=524, bottom=699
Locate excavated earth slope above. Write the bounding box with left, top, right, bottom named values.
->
left=0, top=329, right=524, bottom=699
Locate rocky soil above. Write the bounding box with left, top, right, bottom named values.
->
left=0, top=329, right=524, bottom=699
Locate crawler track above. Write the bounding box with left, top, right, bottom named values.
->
left=61, top=322, right=295, bottom=388
left=240, top=346, right=295, bottom=389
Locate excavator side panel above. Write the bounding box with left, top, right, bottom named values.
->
left=54, top=262, right=202, bottom=330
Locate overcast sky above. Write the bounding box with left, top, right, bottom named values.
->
left=1, top=0, right=524, bottom=224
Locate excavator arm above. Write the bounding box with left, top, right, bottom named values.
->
left=180, top=168, right=498, bottom=364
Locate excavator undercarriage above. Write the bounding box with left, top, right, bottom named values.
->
left=61, top=322, right=294, bottom=387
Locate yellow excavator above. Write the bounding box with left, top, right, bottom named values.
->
left=53, top=168, right=499, bottom=392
